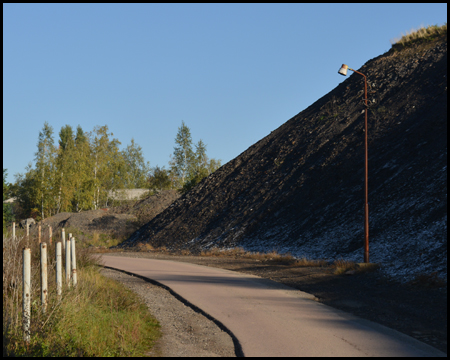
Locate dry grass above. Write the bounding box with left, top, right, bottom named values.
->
left=331, top=258, right=357, bottom=275
left=197, top=247, right=327, bottom=266
left=331, top=259, right=381, bottom=275
left=3, top=231, right=160, bottom=356
left=135, top=241, right=155, bottom=252
left=390, top=23, right=447, bottom=48
left=291, top=257, right=328, bottom=267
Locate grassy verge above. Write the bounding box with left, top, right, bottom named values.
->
left=3, top=231, right=160, bottom=357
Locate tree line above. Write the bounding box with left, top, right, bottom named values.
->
left=4, top=121, right=221, bottom=223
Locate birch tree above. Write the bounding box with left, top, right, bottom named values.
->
left=172, top=121, right=194, bottom=185
left=34, top=122, right=57, bottom=219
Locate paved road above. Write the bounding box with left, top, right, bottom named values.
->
left=101, top=255, right=445, bottom=357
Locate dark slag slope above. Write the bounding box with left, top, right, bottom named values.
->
left=122, top=36, right=447, bottom=281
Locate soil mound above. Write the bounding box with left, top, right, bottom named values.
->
left=121, top=35, right=447, bottom=282
left=28, top=190, right=180, bottom=245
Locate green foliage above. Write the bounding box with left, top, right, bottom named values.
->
left=121, top=138, right=151, bottom=189
left=34, top=122, right=57, bottom=220
left=171, top=121, right=222, bottom=193
left=172, top=120, right=195, bottom=184
left=73, top=125, right=94, bottom=212
left=149, top=165, right=172, bottom=191
left=56, top=125, right=76, bottom=213
left=12, top=120, right=220, bottom=217
left=3, top=169, right=14, bottom=229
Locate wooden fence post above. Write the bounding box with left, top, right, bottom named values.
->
left=12, top=222, right=15, bottom=240
left=40, top=243, right=48, bottom=313
left=56, top=242, right=62, bottom=297
left=23, top=248, right=31, bottom=342
left=65, top=238, right=71, bottom=288
left=71, top=237, right=77, bottom=287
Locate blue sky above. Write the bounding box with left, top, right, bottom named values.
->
left=3, top=3, right=447, bottom=184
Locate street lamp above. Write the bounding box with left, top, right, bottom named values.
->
left=338, top=64, right=369, bottom=263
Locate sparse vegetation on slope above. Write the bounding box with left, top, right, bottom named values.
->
left=391, top=23, right=447, bottom=49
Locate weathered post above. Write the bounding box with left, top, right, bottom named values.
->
left=12, top=222, right=15, bottom=241
left=26, top=219, right=30, bottom=237
left=56, top=242, right=62, bottom=297
left=65, top=238, right=71, bottom=287
left=40, top=243, right=48, bottom=313
left=38, top=224, right=41, bottom=243
left=23, top=248, right=31, bottom=342
left=61, top=228, right=65, bottom=251
left=71, top=237, right=77, bottom=287
left=49, top=226, right=52, bottom=245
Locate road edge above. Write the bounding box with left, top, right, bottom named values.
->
left=101, top=265, right=245, bottom=357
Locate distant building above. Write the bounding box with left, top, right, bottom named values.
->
left=107, top=189, right=150, bottom=201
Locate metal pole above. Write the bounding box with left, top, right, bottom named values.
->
left=363, top=75, right=369, bottom=263
left=40, top=242, right=48, bottom=313
left=23, top=247, right=31, bottom=342
left=71, top=237, right=77, bottom=287
left=56, top=242, right=62, bottom=297
left=350, top=68, right=370, bottom=263
left=66, top=238, right=71, bottom=288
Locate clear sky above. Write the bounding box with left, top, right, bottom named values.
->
left=3, top=3, right=447, bottom=184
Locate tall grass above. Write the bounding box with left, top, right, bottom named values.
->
left=3, top=230, right=160, bottom=356
left=390, top=23, right=447, bottom=48
left=198, top=246, right=327, bottom=266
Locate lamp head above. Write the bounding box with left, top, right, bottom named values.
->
left=338, top=64, right=349, bottom=76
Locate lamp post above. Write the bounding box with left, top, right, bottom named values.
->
left=338, top=64, right=369, bottom=263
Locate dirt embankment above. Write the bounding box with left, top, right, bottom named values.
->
left=25, top=190, right=180, bottom=246
left=120, top=36, right=447, bottom=283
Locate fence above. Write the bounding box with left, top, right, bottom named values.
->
left=17, top=223, right=78, bottom=342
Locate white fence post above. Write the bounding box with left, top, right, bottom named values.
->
left=40, top=243, right=48, bottom=313
left=65, top=238, right=71, bottom=288
left=12, top=222, right=15, bottom=240
left=38, top=224, right=41, bottom=243
left=61, top=228, right=65, bottom=251
left=26, top=219, right=30, bottom=237
left=56, top=242, right=62, bottom=297
left=49, top=226, right=52, bottom=245
left=71, top=237, right=77, bottom=287
left=23, top=248, right=31, bottom=342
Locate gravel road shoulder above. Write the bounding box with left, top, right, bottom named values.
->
left=100, top=267, right=236, bottom=357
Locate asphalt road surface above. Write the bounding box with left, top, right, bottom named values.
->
left=101, top=255, right=445, bottom=357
